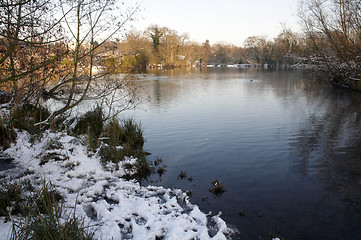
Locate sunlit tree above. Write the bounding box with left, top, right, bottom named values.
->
left=272, top=28, right=306, bottom=66
left=244, top=36, right=271, bottom=65
left=117, top=30, right=150, bottom=72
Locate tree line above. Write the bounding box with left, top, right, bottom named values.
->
left=0, top=0, right=360, bottom=125
left=101, top=25, right=308, bottom=71
left=110, top=0, right=361, bottom=88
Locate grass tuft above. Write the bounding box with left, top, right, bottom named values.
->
left=0, top=116, right=17, bottom=149
left=0, top=180, right=33, bottom=219
left=157, top=166, right=166, bottom=177
left=12, top=103, right=50, bottom=134
left=100, top=117, right=151, bottom=181
left=102, top=118, right=144, bottom=150
left=7, top=181, right=94, bottom=240
left=177, top=171, right=187, bottom=180
left=73, top=106, right=103, bottom=151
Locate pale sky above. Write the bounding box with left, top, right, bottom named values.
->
left=132, top=0, right=301, bottom=46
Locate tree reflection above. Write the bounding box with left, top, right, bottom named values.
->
left=290, top=80, right=361, bottom=208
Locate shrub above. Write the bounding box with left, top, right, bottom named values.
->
left=0, top=180, right=62, bottom=219
left=0, top=116, right=16, bottom=149
left=9, top=181, right=94, bottom=240
left=73, top=112, right=151, bottom=181
left=102, top=118, right=144, bottom=150
left=100, top=56, right=120, bottom=73
left=12, top=103, right=50, bottom=134
left=120, top=52, right=149, bottom=73
left=0, top=180, right=32, bottom=219
left=100, top=118, right=151, bottom=181
left=0, top=91, right=11, bottom=104
left=100, top=117, right=145, bottom=162
left=73, top=106, right=104, bottom=150
left=98, top=145, right=125, bottom=165
left=120, top=118, right=145, bottom=150
left=50, top=113, right=72, bottom=132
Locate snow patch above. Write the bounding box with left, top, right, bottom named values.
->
left=1, top=130, right=232, bottom=239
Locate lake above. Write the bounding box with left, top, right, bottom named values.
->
left=122, top=68, right=361, bottom=239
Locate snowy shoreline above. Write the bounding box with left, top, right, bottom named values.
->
left=0, top=130, right=233, bottom=239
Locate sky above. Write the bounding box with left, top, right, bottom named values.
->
left=131, top=0, right=301, bottom=46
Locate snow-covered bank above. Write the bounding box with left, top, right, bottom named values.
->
left=0, top=130, right=233, bottom=239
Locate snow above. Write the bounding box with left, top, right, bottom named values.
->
left=0, top=218, right=11, bottom=240
left=0, top=130, right=233, bottom=239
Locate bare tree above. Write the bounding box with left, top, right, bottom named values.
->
left=299, top=0, right=361, bottom=87
left=0, top=0, right=143, bottom=125
left=244, top=36, right=271, bottom=65
left=0, top=0, right=66, bottom=103
left=41, top=0, right=144, bottom=122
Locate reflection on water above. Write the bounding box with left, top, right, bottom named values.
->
left=122, top=68, right=361, bottom=239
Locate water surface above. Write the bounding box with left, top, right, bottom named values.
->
left=123, top=68, right=361, bottom=239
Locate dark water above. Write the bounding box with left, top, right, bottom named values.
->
left=123, top=68, right=361, bottom=240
